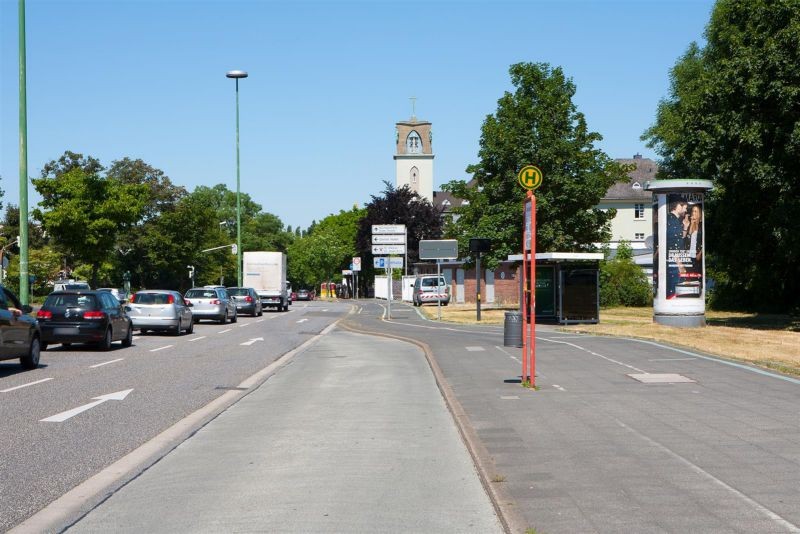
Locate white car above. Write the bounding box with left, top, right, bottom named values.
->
left=128, top=290, right=194, bottom=335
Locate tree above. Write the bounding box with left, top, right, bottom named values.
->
left=355, top=182, right=442, bottom=286
left=32, top=160, right=148, bottom=287
left=599, top=241, right=652, bottom=307
left=443, top=62, right=627, bottom=268
left=642, top=0, right=800, bottom=312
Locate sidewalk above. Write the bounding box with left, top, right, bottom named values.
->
left=68, top=329, right=502, bottom=533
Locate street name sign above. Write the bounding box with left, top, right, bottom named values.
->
left=419, top=239, right=458, bottom=260
left=372, top=234, right=405, bottom=244
left=372, top=244, right=406, bottom=255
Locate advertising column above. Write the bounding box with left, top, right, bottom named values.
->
left=646, top=179, right=713, bottom=327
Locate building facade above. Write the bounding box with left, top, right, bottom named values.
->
left=394, top=117, right=434, bottom=203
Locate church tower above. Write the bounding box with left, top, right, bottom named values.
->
left=394, top=103, right=434, bottom=203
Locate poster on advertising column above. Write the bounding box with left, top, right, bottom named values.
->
left=665, top=192, right=704, bottom=299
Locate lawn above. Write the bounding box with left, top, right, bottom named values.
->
left=417, top=304, right=800, bottom=377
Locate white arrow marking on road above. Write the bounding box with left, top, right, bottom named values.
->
left=296, top=318, right=308, bottom=324
left=41, top=389, right=134, bottom=423
left=240, top=337, right=264, bottom=346
left=1, top=377, right=54, bottom=393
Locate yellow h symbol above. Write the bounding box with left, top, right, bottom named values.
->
left=518, top=165, right=543, bottom=191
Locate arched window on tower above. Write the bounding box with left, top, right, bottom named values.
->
left=406, top=131, right=422, bottom=154
left=410, top=166, right=419, bottom=186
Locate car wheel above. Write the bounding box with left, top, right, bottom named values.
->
left=140, top=329, right=148, bottom=335
left=257, top=306, right=263, bottom=317
left=62, top=342, right=72, bottom=347
left=193, top=317, right=200, bottom=324
left=41, top=342, right=48, bottom=352
left=186, top=319, right=194, bottom=334
left=173, top=319, right=182, bottom=336
left=231, top=310, right=237, bottom=323
left=219, top=312, right=227, bottom=325
left=99, top=328, right=112, bottom=351
left=20, top=337, right=40, bottom=369
left=122, top=323, right=133, bottom=347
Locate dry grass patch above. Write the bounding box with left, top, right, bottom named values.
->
left=417, top=304, right=512, bottom=325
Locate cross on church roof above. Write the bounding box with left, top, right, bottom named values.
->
left=410, top=96, right=417, bottom=121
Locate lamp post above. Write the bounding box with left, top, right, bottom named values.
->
left=226, top=69, right=248, bottom=286
left=19, top=0, right=29, bottom=305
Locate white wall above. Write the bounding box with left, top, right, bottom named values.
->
left=395, top=155, right=434, bottom=203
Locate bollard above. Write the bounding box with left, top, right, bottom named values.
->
left=504, top=311, right=523, bottom=347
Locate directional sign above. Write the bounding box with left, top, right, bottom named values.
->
left=372, top=244, right=406, bottom=255
left=419, top=239, right=458, bottom=260
left=40, top=389, right=133, bottom=423
left=372, top=234, right=405, bottom=244
left=518, top=165, right=543, bottom=191
left=374, top=257, right=404, bottom=269
left=372, top=224, right=406, bottom=235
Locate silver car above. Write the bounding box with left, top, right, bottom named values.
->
left=184, top=287, right=237, bottom=324
left=226, top=287, right=263, bottom=317
left=128, top=290, right=194, bottom=335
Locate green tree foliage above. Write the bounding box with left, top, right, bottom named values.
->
left=443, top=62, right=627, bottom=268
left=642, top=0, right=800, bottom=312
left=5, top=246, right=63, bottom=297
left=288, top=206, right=365, bottom=289
left=32, top=155, right=149, bottom=287
left=2, top=204, right=48, bottom=249
left=354, top=182, right=442, bottom=285
left=599, top=241, right=652, bottom=307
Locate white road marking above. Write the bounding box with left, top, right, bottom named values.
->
left=322, top=309, right=328, bottom=312
left=238, top=323, right=249, bottom=327
left=553, top=384, right=566, bottom=391
left=465, top=346, right=485, bottom=352
left=1, top=377, right=54, bottom=393
left=538, top=336, right=647, bottom=374
left=501, top=395, right=519, bottom=400
left=149, top=345, right=173, bottom=352
left=649, top=357, right=697, bottom=362
left=296, top=318, right=308, bottom=324
left=90, top=358, right=124, bottom=369
left=41, top=389, right=134, bottom=423
left=188, top=336, right=206, bottom=342
left=256, top=319, right=265, bottom=323
left=218, top=329, right=232, bottom=334
left=615, top=417, right=800, bottom=532
left=494, top=345, right=521, bottom=363
left=240, top=337, right=264, bottom=346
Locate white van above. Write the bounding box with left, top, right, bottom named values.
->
left=411, top=275, right=450, bottom=306
left=53, top=280, right=91, bottom=292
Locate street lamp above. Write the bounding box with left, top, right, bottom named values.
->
left=226, top=69, right=248, bottom=286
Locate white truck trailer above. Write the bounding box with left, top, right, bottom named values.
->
left=243, top=251, right=289, bottom=311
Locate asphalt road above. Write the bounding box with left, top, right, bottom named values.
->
left=344, top=300, right=800, bottom=533
left=0, top=300, right=345, bottom=532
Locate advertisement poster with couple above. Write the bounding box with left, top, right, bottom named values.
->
left=664, top=193, right=704, bottom=299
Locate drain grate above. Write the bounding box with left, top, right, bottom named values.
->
left=627, top=373, right=695, bottom=384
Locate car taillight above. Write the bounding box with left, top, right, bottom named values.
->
left=37, top=310, right=52, bottom=320
left=210, top=299, right=220, bottom=305
left=167, top=295, right=175, bottom=304
left=245, top=296, right=253, bottom=303
left=83, top=311, right=106, bottom=320
left=129, top=294, right=136, bottom=303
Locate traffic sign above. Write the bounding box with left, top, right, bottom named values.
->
left=352, top=257, right=362, bottom=271
left=518, top=165, right=543, bottom=191
left=374, top=257, right=404, bottom=269
left=372, top=224, right=406, bottom=235
left=372, top=244, right=406, bottom=255
left=372, top=234, right=405, bottom=244
left=419, top=239, right=458, bottom=260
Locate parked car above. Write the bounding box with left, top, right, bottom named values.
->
left=0, top=284, right=41, bottom=369
left=184, top=287, right=237, bottom=324
left=37, top=290, right=133, bottom=350
left=295, top=289, right=311, bottom=301
left=411, top=275, right=450, bottom=306
left=226, top=287, right=263, bottom=317
left=128, top=290, right=194, bottom=335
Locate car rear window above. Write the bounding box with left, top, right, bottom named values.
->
left=134, top=293, right=174, bottom=305
left=421, top=278, right=444, bottom=288
left=64, top=283, right=90, bottom=290
left=227, top=288, right=249, bottom=296
left=44, top=294, right=98, bottom=309
left=185, top=289, right=216, bottom=299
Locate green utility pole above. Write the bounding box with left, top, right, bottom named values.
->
left=226, top=70, right=247, bottom=287
left=19, top=0, right=29, bottom=305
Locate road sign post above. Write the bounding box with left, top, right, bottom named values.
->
left=372, top=225, right=407, bottom=318
left=518, top=166, right=543, bottom=388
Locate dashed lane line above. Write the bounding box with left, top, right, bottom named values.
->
left=149, top=345, right=173, bottom=353
left=90, top=358, right=124, bottom=369
left=188, top=336, right=206, bottom=342
left=1, top=377, right=54, bottom=393
left=218, top=329, right=232, bottom=334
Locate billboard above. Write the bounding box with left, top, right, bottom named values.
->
left=665, top=192, right=704, bottom=299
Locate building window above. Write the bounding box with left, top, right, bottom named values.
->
left=635, top=232, right=645, bottom=240
left=410, top=166, right=418, bottom=185
left=406, top=131, right=422, bottom=154
left=634, top=203, right=645, bottom=219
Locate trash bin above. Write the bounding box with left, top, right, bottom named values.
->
left=504, top=311, right=523, bottom=347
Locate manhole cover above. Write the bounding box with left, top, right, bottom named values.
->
left=627, top=373, right=695, bottom=384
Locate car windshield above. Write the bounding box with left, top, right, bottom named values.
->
left=185, top=289, right=217, bottom=299
left=44, top=294, right=97, bottom=309
left=133, top=293, right=174, bottom=305
left=227, top=288, right=249, bottom=296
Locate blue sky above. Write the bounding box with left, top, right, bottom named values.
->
left=1, top=0, right=714, bottom=232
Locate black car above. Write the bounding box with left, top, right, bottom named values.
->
left=37, top=290, right=133, bottom=350
left=0, top=284, right=41, bottom=369
left=226, top=287, right=263, bottom=317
